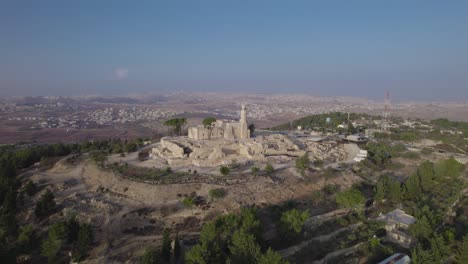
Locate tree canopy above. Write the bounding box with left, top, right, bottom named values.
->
left=164, top=118, right=187, bottom=135
left=335, top=188, right=365, bottom=210
left=280, top=208, right=310, bottom=234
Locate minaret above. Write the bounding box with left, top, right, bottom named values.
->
left=240, top=105, right=249, bottom=139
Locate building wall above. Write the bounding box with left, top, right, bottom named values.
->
left=188, top=126, right=224, bottom=140
left=187, top=106, right=250, bottom=140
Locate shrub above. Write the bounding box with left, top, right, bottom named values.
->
left=265, top=163, right=274, bottom=174
left=209, top=188, right=227, bottom=200
left=220, top=166, right=230, bottom=176
left=295, top=154, right=310, bottom=174
left=182, top=197, right=194, bottom=207
left=323, top=184, right=338, bottom=195
left=313, top=159, right=324, bottom=167
left=251, top=166, right=260, bottom=176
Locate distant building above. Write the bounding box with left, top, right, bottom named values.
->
left=188, top=105, right=250, bottom=140
left=378, top=253, right=411, bottom=264
left=378, top=209, right=416, bottom=248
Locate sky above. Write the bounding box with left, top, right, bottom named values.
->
left=1, top=1, right=467, bottom=100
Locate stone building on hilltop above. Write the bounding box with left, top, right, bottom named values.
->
left=188, top=105, right=250, bottom=140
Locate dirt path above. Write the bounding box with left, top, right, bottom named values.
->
left=310, top=242, right=364, bottom=264
left=343, top=143, right=361, bottom=163
left=304, top=208, right=352, bottom=230
left=279, top=222, right=362, bottom=258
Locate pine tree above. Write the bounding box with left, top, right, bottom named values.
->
left=457, top=235, right=468, bottom=264
left=258, top=248, right=289, bottom=264
left=173, top=233, right=181, bottom=259
left=388, top=180, right=402, bottom=204
left=374, top=180, right=385, bottom=202
left=417, top=161, right=435, bottom=191
left=161, top=229, right=171, bottom=261
left=404, top=173, right=421, bottom=201
left=141, top=247, right=158, bottom=264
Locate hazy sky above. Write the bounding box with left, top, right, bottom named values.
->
left=1, top=1, right=468, bottom=100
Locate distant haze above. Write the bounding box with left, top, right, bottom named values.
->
left=1, top=1, right=467, bottom=101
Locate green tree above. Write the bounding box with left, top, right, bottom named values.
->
left=125, top=142, right=138, bottom=153
left=265, top=163, right=274, bottom=174
left=409, top=216, right=432, bottom=242
left=404, top=173, right=422, bottom=201
left=41, top=235, right=62, bottom=263
left=202, top=117, right=217, bottom=139
left=35, top=189, right=56, bottom=218
left=164, top=118, right=187, bottom=136
left=258, top=248, right=289, bottom=264
left=388, top=180, right=402, bottom=204
left=141, top=246, right=158, bottom=264
left=228, top=230, right=261, bottom=264
left=161, top=228, right=171, bottom=261
left=41, top=221, right=68, bottom=263
left=174, top=233, right=181, bottom=259
left=112, top=143, right=123, bottom=154
left=417, top=161, right=435, bottom=191
left=457, top=235, right=468, bottom=264
left=17, top=224, right=35, bottom=251
left=71, top=223, right=93, bottom=262
left=280, top=209, right=310, bottom=234
left=220, top=166, right=230, bottom=176
left=295, top=153, right=310, bottom=174
left=347, top=122, right=355, bottom=133
left=374, top=180, right=385, bottom=202
left=24, top=180, right=37, bottom=196
left=411, top=244, right=432, bottom=264
left=335, top=188, right=365, bottom=211
left=185, top=244, right=209, bottom=264
left=435, top=157, right=464, bottom=179
left=90, top=151, right=107, bottom=167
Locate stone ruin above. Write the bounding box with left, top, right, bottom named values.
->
left=150, top=133, right=348, bottom=167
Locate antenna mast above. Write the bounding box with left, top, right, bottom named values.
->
left=383, top=91, right=390, bottom=131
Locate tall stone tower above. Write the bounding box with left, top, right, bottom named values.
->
left=240, top=105, right=249, bottom=139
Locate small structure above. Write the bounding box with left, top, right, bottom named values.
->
left=378, top=209, right=416, bottom=248
left=345, top=134, right=368, bottom=143
left=353, top=149, right=368, bottom=162
left=378, top=253, right=411, bottom=264
left=188, top=105, right=250, bottom=140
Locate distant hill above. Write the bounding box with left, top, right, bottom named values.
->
left=271, top=112, right=371, bottom=130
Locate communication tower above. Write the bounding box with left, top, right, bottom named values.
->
left=382, top=91, right=390, bottom=131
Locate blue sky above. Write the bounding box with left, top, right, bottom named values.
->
left=1, top=1, right=467, bottom=100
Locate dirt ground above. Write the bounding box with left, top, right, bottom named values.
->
left=18, top=154, right=363, bottom=263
